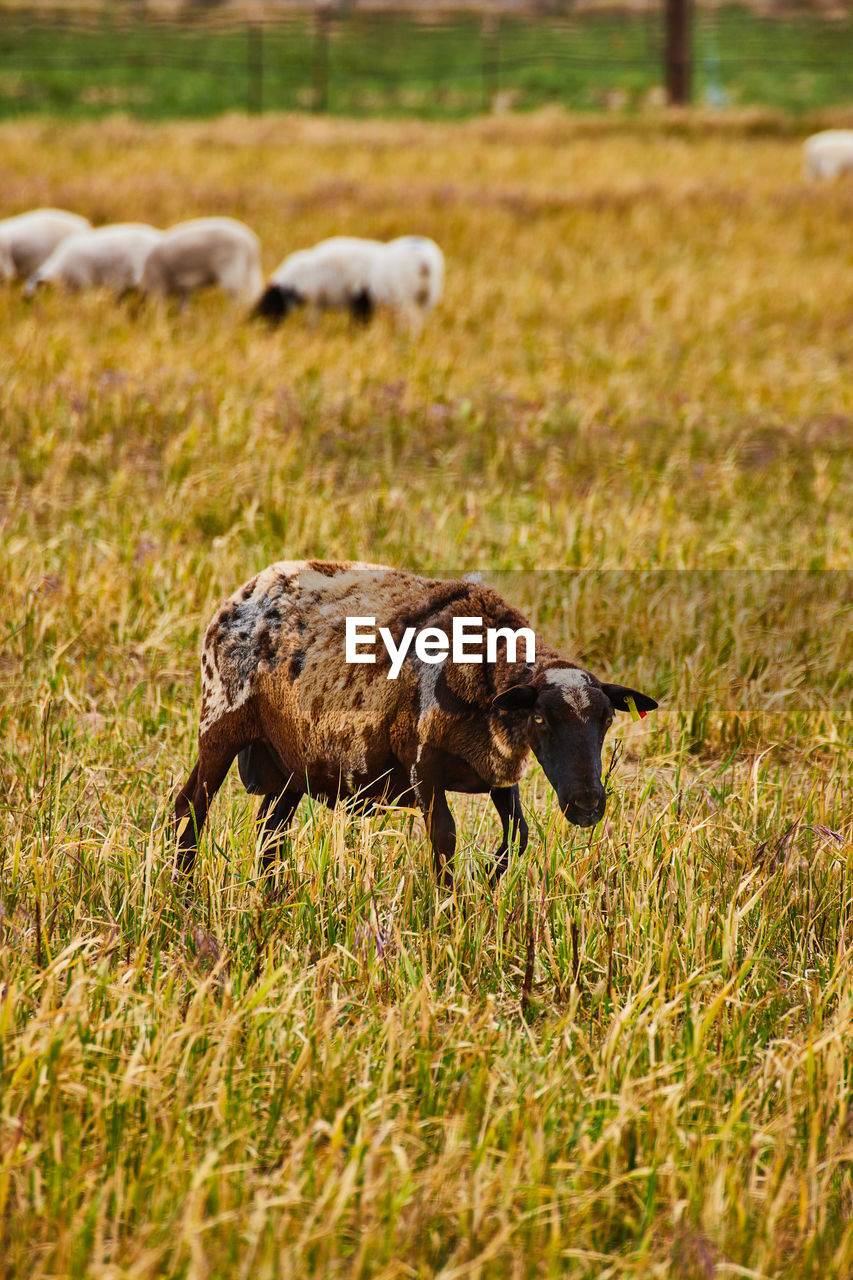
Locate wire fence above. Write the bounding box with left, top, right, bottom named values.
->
left=0, top=4, right=851, bottom=120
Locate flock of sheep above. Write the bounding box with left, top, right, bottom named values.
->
left=0, top=208, right=446, bottom=331
left=2, top=127, right=849, bottom=334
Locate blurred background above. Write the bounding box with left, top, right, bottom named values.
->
left=0, top=0, right=850, bottom=121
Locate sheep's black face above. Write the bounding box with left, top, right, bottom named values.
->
left=254, top=284, right=303, bottom=322
left=492, top=670, right=658, bottom=829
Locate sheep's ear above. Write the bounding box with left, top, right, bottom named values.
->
left=492, top=684, right=539, bottom=713
left=600, top=684, right=659, bottom=716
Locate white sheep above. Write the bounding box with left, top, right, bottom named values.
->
left=139, top=216, right=263, bottom=305
left=255, top=236, right=384, bottom=321
left=255, top=234, right=444, bottom=332
left=0, top=208, right=91, bottom=283
left=803, top=130, right=853, bottom=180
left=23, top=223, right=163, bottom=296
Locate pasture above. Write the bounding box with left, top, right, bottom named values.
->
left=1, top=110, right=852, bottom=1277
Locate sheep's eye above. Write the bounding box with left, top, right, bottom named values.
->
left=533, top=713, right=545, bottom=725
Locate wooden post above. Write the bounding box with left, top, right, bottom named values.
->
left=665, top=0, right=692, bottom=106
left=481, top=12, right=500, bottom=114
left=247, top=21, right=263, bottom=114
left=313, top=5, right=331, bottom=114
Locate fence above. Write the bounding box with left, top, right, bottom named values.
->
left=0, top=4, right=851, bottom=120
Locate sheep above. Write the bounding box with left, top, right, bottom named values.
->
left=254, top=236, right=385, bottom=322
left=139, top=216, right=263, bottom=305
left=23, top=223, right=163, bottom=296
left=254, top=235, right=444, bottom=331
left=0, top=208, right=91, bottom=283
left=174, top=562, right=658, bottom=887
left=803, top=130, right=853, bottom=180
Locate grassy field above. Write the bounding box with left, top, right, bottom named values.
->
left=1, top=110, right=853, bottom=1277
left=1, top=6, right=853, bottom=120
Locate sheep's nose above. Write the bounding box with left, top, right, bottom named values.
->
left=561, top=787, right=606, bottom=828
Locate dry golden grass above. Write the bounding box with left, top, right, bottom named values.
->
left=0, top=111, right=852, bottom=1278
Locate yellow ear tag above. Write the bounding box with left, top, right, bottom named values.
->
left=625, top=695, right=642, bottom=723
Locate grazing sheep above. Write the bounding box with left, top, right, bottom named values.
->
left=0, top=208, right=91, bottom=283
left=254, top=236, right=384, bottom=322
left=254, top=235, right=444, bottom=331
left=175, top=562, right=658, bottom=886
left=803, top=130, right=853, bottom=180
left=23, top=223, right=163, bottom=296
left=140, top=216, right=263, bottom=304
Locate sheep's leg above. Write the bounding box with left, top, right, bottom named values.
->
left=174, top=741, right=239, bottom=874
left=119, top=284, right=144, bottom=317
left=236, top=743, right=301, bottom=871
left=174, top=761, right=200, bottom=869
left=425, top=788, right=456, bottom=890
left=489, top=786, right=528, bottom=883
left=412, top=751, right=456, bottom=890
left=238, top=742, right=289, bottom=795
left=349, top=288, right=375, bottom=324
left=404, top=306, right=426, bottom=340
left=257, top=788, right=303, bottom=871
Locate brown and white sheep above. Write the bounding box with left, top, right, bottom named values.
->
left=174, top=562, right=658, bottom=886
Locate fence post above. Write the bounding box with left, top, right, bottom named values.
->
left=247, top=21, right=263, bottom=114
left=313, top=5, right=331, bottom=113
left=481, top=12, right=500, bottom=113
left=664, top=0, right=692, bottom=105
